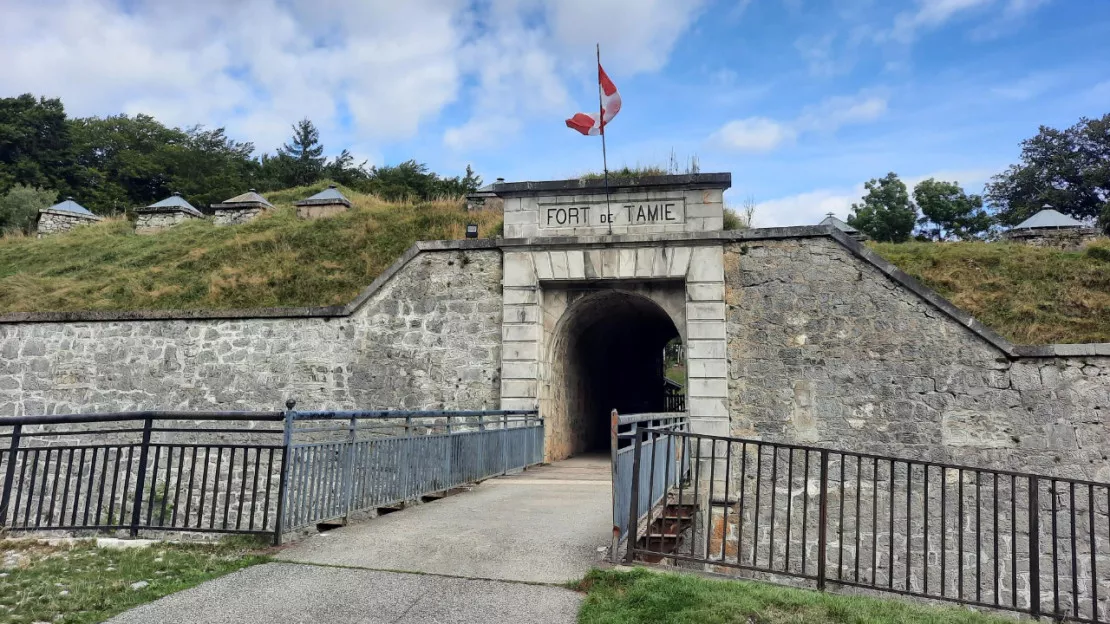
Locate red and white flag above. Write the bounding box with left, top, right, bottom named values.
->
left=565, top=63, right=621, bottom=136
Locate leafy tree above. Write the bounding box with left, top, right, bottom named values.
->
left=0, top=184, right=57, bottom=233
left=275, top=118, right=326, bottom=188
left=367, top=160, right=436, bottom=201
left=846, top=172, right=917, bottom=242
left=324, top=149, right=372, bottom=189
left=167, top=126, right=259, bottom=209
left=69, top=114, right=187, bottom=213
left=0, top=94, right=75, bottom=195
left=914, top=178, right=994, bottom=240
left=986, top=114, right=1110, bottom=230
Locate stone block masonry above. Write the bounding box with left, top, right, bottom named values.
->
left=0, top=248, right=503, bottom=416
left=35, top=209, right=101, bottom=237
left=134, top=210, right=200, bottom=234
left=724, top=235, right=1110, bottom=482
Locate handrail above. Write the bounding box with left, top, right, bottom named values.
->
left=0, top=411, right=285, bottom=426
left=615, top=411, right=685, bottom=427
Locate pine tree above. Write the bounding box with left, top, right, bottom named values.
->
left=277, top=118, right=325, bottom=187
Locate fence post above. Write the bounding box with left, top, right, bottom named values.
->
left=273, top=400, right=296, bottom=546
left=129, top=417, right=154, bottom=537
left=0, top=423, right=23, bottom=527
left=610, top=410, right=619, bottom=563
left=817, top=449, right=829, bottom=591
left=343, top=416, right=356, bottom=523
left=624, top=422, right=643, bottom=565
left=1028, top=475, right=1041, bottom=617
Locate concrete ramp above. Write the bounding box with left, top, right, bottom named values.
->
left=276, top=456, right=612, bottom=584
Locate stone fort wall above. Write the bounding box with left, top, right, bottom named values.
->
left=0, top=248, right=503, bottom=416
left=724, top=234, right=1110, bottom=482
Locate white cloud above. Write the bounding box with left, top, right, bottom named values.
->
left=753, top=186, right=865, bottom=228
left=442, top=0, right=707, bottom=151
left=712, top=118, right=797, bottom=152
left=541, top=0, right=709, bottom=73
left=0, top=0, right=705, bottom=157
left=713, top=91, right=889, bottom=153
left=885, top=0, right=1051, bottom=43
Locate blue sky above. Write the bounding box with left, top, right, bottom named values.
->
left=2, top=0, right=1108, bottom=226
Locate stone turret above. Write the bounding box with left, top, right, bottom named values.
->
left=294, top=185, right=352, bottom=219
left=35, top=197, right=103, bottom=238
left=135, top=193, right=203, bottom=234
left=211, top=189, right=274, bottom=226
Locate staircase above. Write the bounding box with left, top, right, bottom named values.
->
left=632, top=501, right=696, bottom=563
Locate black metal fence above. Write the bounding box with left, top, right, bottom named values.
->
left=0, top=405, right=543, bottom=544
left=624, top=428, right=1110, bottom=624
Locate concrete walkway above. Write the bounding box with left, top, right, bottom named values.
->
left=107, top=456, right=613, bottom=624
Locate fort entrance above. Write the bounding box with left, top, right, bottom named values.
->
left=542, top=284, right=684, bottom=457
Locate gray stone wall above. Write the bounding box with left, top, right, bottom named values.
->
left=213, top=206, right=268, bottom=226
left=135, top=210, right=201, bottom=234
left=724, top=237, right=1110, bottom=481
left=0, top=250, right=503, bottom=416
left=36, top=211, right=101, bottom=237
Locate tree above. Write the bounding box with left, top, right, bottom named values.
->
left=69, top=113, right=189, bottom=213
left=0, top=184, right=57, bottom=233
left=986, top=114, right=1110, bottom=231
left=167, top=125, right=259, bottom=209
left=0, top=94, right=75, bottom=196
left=276, top=118, right=326, bottom=187
left=914, top=178, right=994, bottom=240
left=323, top=149, right=372, bottom=189
left=846, top=172, right=917, bottom=242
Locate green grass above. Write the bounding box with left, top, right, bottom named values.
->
left=0, top=182, right=502, bottom=314
left=0, top=538, right=269, bottom=624
left=871, top=240, right=1110, bottom=345
left=575, top=568, right=1014, bottom=624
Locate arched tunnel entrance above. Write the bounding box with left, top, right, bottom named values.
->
left=542, top=285, right=685, bottom=460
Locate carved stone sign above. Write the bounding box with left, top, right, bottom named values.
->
left=538, top=197, right=686, bottom=230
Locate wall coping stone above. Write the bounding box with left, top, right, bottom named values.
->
left=482, top=172, right=731, bottom=197
left=1, top=226, right=1106, bottom=359
left=37, top=207, right=103, bottom=222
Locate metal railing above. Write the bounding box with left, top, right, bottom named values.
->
left=0, top=411, right=285, bottom=539
left=623, top=428, right=1110, bottom=624
left=663, top=380, right=686, bottom=412
left=0, top=404, right=543, bottom=544
left=282, top=408, right=544, bottom=531
left=610, top=411, right=688, bottom=560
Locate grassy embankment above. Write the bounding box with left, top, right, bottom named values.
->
left=575, top=568, right=1014, bottom=624
left=0, top=538, right=269, bottom=624
left=870, top=240, right=1110, bottom=345
left=0, top=181, right=502, bottom=314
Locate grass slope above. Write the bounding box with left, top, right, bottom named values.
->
left=0, top=182, right=502, bottom=313
left=0, top=538, right=268, bottom=624
left=576, top=568, right=1013, bottom=624
left=871, top=241, right=1110, bottom=345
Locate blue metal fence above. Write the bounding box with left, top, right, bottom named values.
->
left=610, top=411, right=688, bottom=558
left=282, top=407, right=544, bottom=531
left=0, top=404, right=544, bottom=543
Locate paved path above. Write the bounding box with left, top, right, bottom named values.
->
left=107, top=456, right=612, bottom=624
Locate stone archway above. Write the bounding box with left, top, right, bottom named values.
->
left=541, top=285, right=685, bottom=460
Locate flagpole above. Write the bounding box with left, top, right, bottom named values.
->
left=597, top=43, right=612, bottom=236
